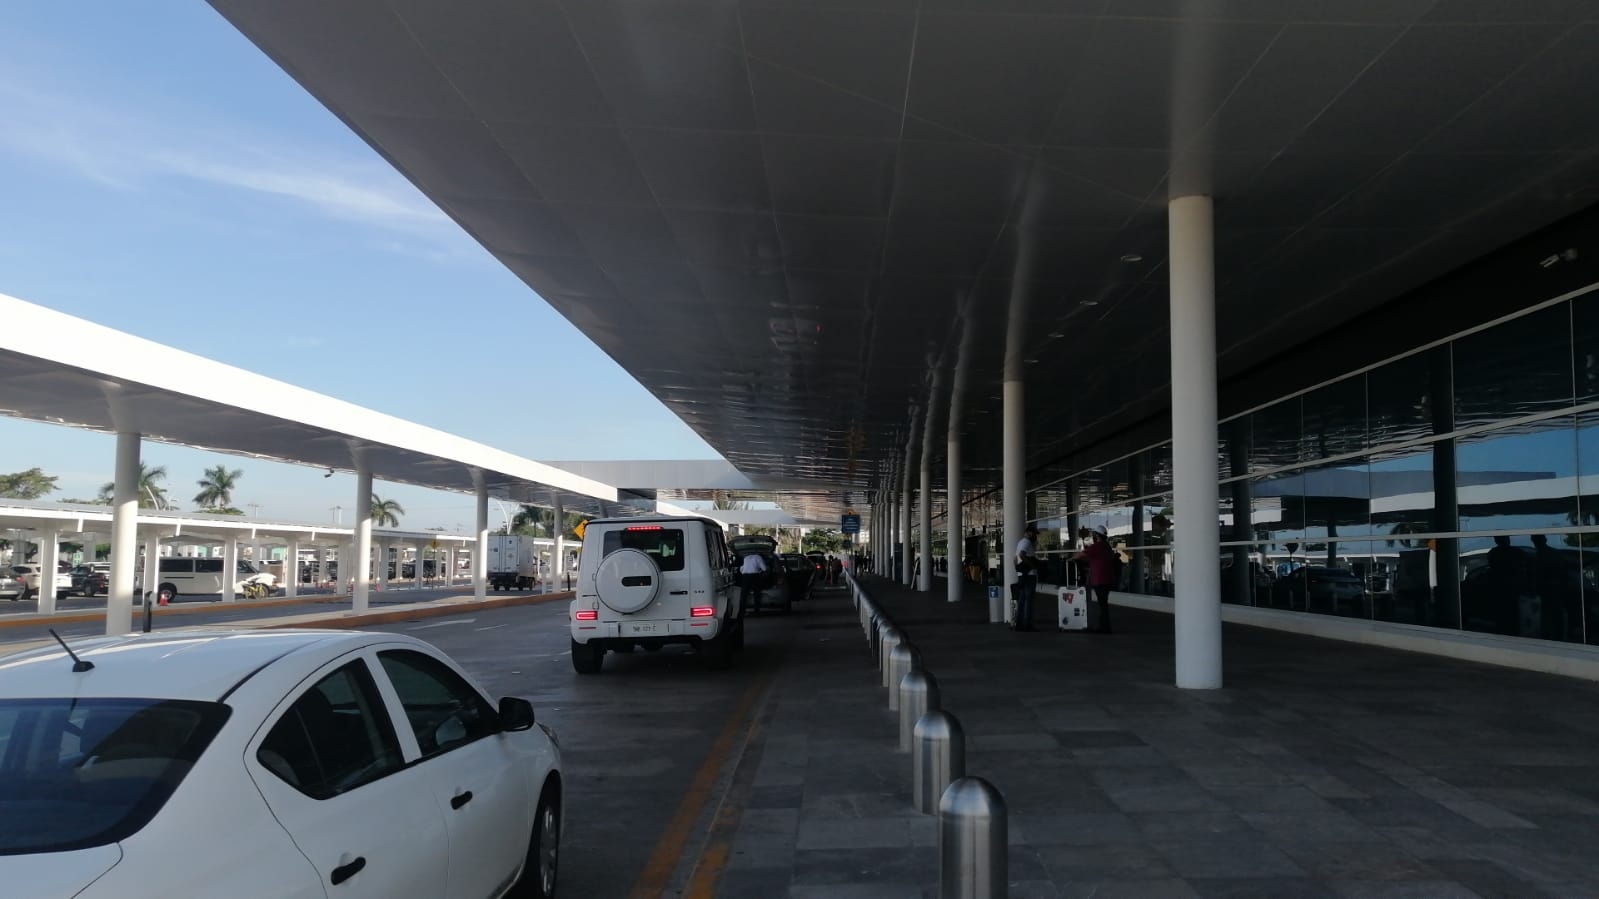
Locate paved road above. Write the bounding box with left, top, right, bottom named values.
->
left=360, top=594, right=819, bottom=898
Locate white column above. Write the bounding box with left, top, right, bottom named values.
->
left=318, top=546, right=330, bottom=587
left=285, top=540, right=300, bottom=598
left=947, top=429, right=963, bottom=604
left=552, top=493, right=565, bottom=589
left=447, top=547, right=458, bottom=586
left=376, top=540, right=390, bottom=592
left=474, top=480, right=489, bottom=601
left=38, top=528, right=61, bottom=615
left=1002, top=379, right=1025, bottom=624
left=1170, top=194, right=1223, bottom=690
left=107, top=431, right=141, bottom=634
left=222, top=538, right=239, bottom=602
left=900, top=449, right=914, bottom=585
left=353, top=465, right=374, bottom=612
left=918, top=457, right=933, bottom=592
left=141, top=537, right=159, bottom=603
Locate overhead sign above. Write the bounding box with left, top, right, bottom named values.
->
left=841, top=514, right=861, bottom=534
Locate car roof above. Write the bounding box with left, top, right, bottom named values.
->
left=0, top=629, right=377, bottom=702
left=586, top=515, right=722, bottom=528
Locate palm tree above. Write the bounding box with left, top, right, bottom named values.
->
left=371, top=494, right=405, bottom=528
left=193, top=465, right=243, bottom=510
left=99, top=462, right=170, bottom=509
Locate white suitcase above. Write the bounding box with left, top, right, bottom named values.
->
left=1057, top=585, right=1089, bottom=631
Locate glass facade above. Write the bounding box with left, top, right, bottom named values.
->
left=1032, top=282, right=1599, bottom=647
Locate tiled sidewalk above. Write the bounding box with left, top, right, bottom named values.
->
left=714, top=576, right=1599, bottom=898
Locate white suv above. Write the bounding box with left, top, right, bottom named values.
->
left=569, top=516, right=742, bottom=673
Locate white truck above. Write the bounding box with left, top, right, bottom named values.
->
left=488, top=534, right=541, bottom=591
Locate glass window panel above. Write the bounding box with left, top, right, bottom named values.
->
left=1582, top=543, right=1599, bottom=647
left=1302, top=374, right=1367, bottom=459
left=1372, top=536, right=1449, bottom=627
left=1222, top=417, right=1250, bottom=480
left=1370, top=444, right=1441, bottom=538
left=1368, top=352, right=1434, bottom=448
left=1249, top=397, right=1303, bottom=474
left=1140, top=444, right=1173, bottom=495
left=1573, top=292, right=1599, bottom=404
left=1455, top=304, right=1573, bottom=429
left=1297, top=457, right=1373, bottom=540
left=1126, top=547, right=1170, bottom=596
left=1459, top=533, right=1580, bottom=642
left=1572, top=412, right=1599, bottom=531
left=1220, top=544, right=1271, bottom=607
left=1076, top=466, right=1109, bottom=511
left=1457, top=418, right=1577, bottom=533
left=1102, top=458, right=1133, bottom=504
left=1249, top=473, right=1304, bottom=544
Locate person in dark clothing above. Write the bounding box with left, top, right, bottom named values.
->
left=1074, top=525, right=1116, bottom=634
left=1013, top=526, right=1039, bottom=631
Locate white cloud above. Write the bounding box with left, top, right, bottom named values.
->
left=0, top=76, right=460, bottom=243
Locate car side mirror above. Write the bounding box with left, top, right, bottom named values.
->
left=498, top=696, right=535, bottom=732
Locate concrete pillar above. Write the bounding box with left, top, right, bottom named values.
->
left=474, top=479, right=489, bottom=602
left=947, top=425, right=963, bottom=604
left=317, top=546, right=330, bottom=587
left=376, top=540, right=390, bottom=591
left=38, top=528, right=61, bottom=615
left=552, top=492, right=565, bottom=587
left=222, top=537, right=239, bottom=602
left=1002, top=379, right=1025, bottom=599
left=901, top=443, right=915, bottom=585
left=107, top=430, right=141, bottom=634
left=354, top=464, right=374, bottom=613
left=918, top=455, right=934, bottom=592
left=286, top=540, right=300, bottom=598
left=447, top=547, right=458, bottom=586
left=1169, top=194, right=1223, bottom=690
left=141, top=537, right=159, bottom=602
left=888, top=477, right=899, bottom=578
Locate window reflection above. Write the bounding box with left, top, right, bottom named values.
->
left=1456, top=419, right=1577, bottom=532
left=1249, top=397, right=1302, bottom=474
left=1296, top=457, right=1374, bottom=540
left=1249, top=472, right=1304, bottom=544
left=1370, top=445, right=1441, bottom=537
left=1302, top=375, right=1367, bottom=458
left=1454, top=304, right=1572, bottom=429
left=1368, top=353, right=1433, bottom=447
left=1573, top=290, right=1599, bottom=404
left=1461, top=533, right=1583, bottom=643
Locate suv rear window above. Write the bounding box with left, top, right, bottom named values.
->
left=0, top=697, right=230, bottom=854
left=602, top=527, right=687, bottom=572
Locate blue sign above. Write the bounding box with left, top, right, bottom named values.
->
left=841, top=514, right=861, bottom=534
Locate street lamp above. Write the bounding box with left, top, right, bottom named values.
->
left=331, top=505, right=343, bottom=526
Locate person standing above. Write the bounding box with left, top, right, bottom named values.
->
left=1013, top=525, right=1039, bottom=631
left=1074, top=525, right=1115, bottom=634
left=740, top=551, right=768, bottom=614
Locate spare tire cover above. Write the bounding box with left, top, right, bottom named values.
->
left=595, top=549, right=662, bottom=615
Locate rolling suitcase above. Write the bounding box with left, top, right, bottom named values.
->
left=1057, top=583, right=1089, bottom=631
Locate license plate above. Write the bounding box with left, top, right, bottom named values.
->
left=626, top=621, right=662, bottom=636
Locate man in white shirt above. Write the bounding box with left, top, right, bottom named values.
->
left=739, top=551, right=768, bottom=614
left=1013, top=526, right=1039, bottom=631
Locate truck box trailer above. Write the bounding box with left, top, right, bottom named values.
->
left=488, top=535, right=540, bottom=591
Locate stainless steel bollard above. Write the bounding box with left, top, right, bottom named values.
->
left=938, top=776, right=1007, bottom=899
left=914, top=710, right=965, bottom=814
left=886, top=642, right=919, bottom=710
left=879, top=627, right=902, bottom=683
left=898, top=667, right=939, bottom=753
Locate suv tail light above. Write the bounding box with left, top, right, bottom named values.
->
left=690, top=607, right=715, bottom=618
left=574, top=609, right=598, bottom=621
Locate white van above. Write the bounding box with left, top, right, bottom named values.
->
left=156, top=557, right=277, bottom=599
left=569, top=516, right=740, bottom=673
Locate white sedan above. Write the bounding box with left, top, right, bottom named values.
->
left=0, top=628, right=562, bottom=899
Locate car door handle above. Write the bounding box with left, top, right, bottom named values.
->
left=330, top=856, right=366, bottom=885
left=451, top=790, right=474, bottom=810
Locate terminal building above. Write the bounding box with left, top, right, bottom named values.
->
left=194, top=4, right=1599, bottom=684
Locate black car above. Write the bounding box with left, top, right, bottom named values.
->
left=730, top=535, right=790, bottom=614
left=778, top=552, right=814, bottom=601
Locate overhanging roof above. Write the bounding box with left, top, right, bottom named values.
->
left=0, top=499, right=477, bottom=547
left=209, top=2, right=1599, bottom=517
left=0, top=295, right=620, bottom=512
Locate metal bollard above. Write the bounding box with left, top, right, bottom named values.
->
left=880, top=629, right=904, bottom=688
left=938, top=777, right=1007, bottom=899
left=871, top=615, right=885, bottom=663
left=898, top=667, right=939, bottom=753
left=886, top=642, right=919, bottom=710
left=914, top=710, right=965, bottom=814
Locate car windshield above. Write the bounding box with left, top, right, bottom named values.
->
left=0, top=697, right=230, bottom=854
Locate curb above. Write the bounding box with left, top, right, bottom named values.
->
left=261, top=590, right=574, bottom=630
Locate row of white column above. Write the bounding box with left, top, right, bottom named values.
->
left=872, top=195, right=1222, bottom=689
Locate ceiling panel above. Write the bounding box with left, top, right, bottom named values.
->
left=209, top=0, right=1599, bottom=519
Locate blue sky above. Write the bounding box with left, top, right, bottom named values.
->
left=0, top=4, right=719, bottom=531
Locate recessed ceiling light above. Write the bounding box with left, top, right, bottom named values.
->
left=1080, top=299, right=1100, bottom=307
left=1120, top=253, right=1143, bottom=263
left=1048, top=331, right=1064, bottom=338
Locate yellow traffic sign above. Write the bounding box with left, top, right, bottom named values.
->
left=573, top=519, right=587, bottom=540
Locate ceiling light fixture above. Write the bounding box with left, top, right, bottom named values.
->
left=1080, top=299, right=1100, bottom=307
left=1120, top=253, right=1143, bottom=263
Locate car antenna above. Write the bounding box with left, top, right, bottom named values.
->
left=48, top=628, right=94, bottom=673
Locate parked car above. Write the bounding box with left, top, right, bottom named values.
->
left=155, top=557, right=276, bottom=600
left=0, top=569, right=25, bottom=601
left=569, top=516, right=743, bottom=673
left=779, top=552, right=814, bottom=601
left=75, top=569, right=110, bottom=598
left=11, top=564, right=72, bottom=601
left=1273, top=565, right=1365, bottom=615
left=0, top=628, right=562, bottom=899
left=730, top=534, right=790, bottom=614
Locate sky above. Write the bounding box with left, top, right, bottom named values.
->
left=0, top=3, right=721, bottom=533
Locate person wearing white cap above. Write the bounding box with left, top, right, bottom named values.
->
left=1013, top=525, right=1040, bottom=631
left=1073, top=524, right=1116, bottom=634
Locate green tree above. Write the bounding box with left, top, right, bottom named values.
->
left=99, top=463, right=170, bottom=509
left=0, top=467, right=58, bottom=500
left=802, top=528, right=847, bottom=553
left=371, top=494, right=405, bottom=528
left=711, top=491, right=750, bottom=511
left=193, top=465, right=243, bottom=510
